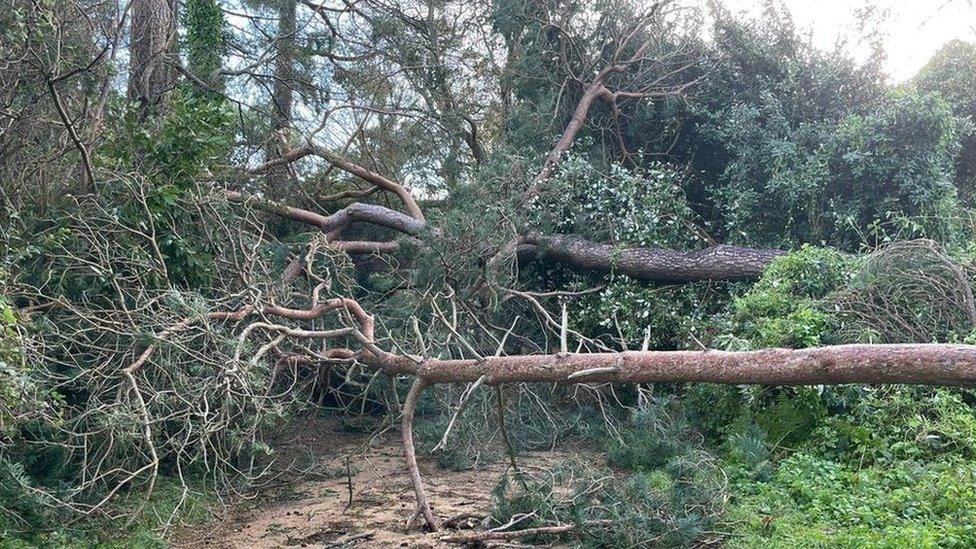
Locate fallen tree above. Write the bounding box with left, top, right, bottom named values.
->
left=356, top=341, right=976, bottom=531
left=518, top=233, right=785, bottom=282
left=202, top=4, right=964, bottom=536
left=116, top=249, right=976, bottom=533
left=155, top=287, right=976, bottom=532
left=171, top=276, right=976, bottom=532
left=226, top=2, right=779, bottom=287
left=226, top=189, right=784, bottom=283
left=367, top=344, right=976, bottom=387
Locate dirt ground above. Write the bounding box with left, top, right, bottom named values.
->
left=171, top=417, right=584, bottom=548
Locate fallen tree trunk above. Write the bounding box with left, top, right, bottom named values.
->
left=141, top=286, right=976, bottom=534
left=370, top=342, right=976, bottom=531
left=370, top=344, right=976, bottom=387
left=520, top=233, right=784, bottom=282
left=225, top=192, right=424, bottom=236
left=371, top=344, right=976, bottom=387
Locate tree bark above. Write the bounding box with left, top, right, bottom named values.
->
left=266, top=0, right=297, bottom=200
left=369, top=344, right=976, bottom=388
left=271, top=0, right=296, bottom=130
left=226, top=192, right=423, bottom=236
left=401, top=378, right=440, bottom=531
left=520, top=233, right=784, bottom=282
left=373, top=341, right=976, bottom=532
left=128, top=0, right=178, bottom=113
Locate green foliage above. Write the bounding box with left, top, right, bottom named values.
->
left=185, top=0, right=225, bottom=92
left=707, top=88, right=965, bottom=249
left=729, top=455, right=976, bottom=548
left=0, top=174, right=291, bottom=538
left=93, top=90, right=235, bottom=287
left=528, top=156, right=707, bottom=249
left=5, top=0, right=976, bottom=545
left=670, top=10, right=967, bottom=249
left=104, top=89, right=234, bottom=188
left=674, top=241, right=976, bottom=547
left=0, top=475, right=212, bottom=547
left=914, top=40, right=976, bottom=204
left=728, top=246, right=856, bottom=348
left=915, top=40, right=976, bottom=117
left=487, top=399, right=725, bottom=548
left=0, top=274, right=58, bottom=537
left=524, top=157, right=733, bottom=349
left=0, top=276, right=23, bottom=432
left=606, top=399, right=705, bottom=473
left=575, top=279, right=733, bottom=350
left=726, top=389, right=976, bottom=548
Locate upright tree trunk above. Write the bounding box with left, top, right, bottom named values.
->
left=128, top=0, right=178, bottom=115
left=266, top=0, right=297, bottom=201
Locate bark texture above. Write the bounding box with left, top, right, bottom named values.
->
left=369, top=344, right=976, bottom=388
left=228, top=191, right=782, bottom=283
left=271, top=0, right=296, bottom=130
left=521, top=233, right=785, bottom=282
left=226, top=192, right=423, bottom=236
left=266, top=0, right=297, bottom=200
left=127, top=0, right=178, bottom=111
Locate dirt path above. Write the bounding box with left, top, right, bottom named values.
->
left=172, top=417, right=584, bottom=548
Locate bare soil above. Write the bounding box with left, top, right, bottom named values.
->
left=172, top=416, right=586, bottom=548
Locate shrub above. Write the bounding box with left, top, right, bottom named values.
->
left=728, top=245, right=856, bottom=348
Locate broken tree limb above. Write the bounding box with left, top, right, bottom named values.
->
left=518, top=232, right=785, bottom=282
left=523, top=80, right=616, bottom=201
left=402, top=377, right=440, bottom=531
left=441, top=520, right=613, bottom=543
left=226, top=191, right=784, bottom=283
left=225, top=192, right=423, bottom=236
left=247, top=144, right=425, bottom=221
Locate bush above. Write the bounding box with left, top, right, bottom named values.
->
left=726, top=388, right=976, bottom=548
left=727, top=245, right=856, bottom=348
left=698, top=19, right=966, bottom=250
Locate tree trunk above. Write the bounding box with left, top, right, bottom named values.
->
left=266, top=0, right=297, bottom=201
left=376, top=341, right=976, bottom=531
left=369, top=344, right=976, bottom=388
left=520, top=233, right=785, bottom=282
left=128, top=0, right=178, bottom=114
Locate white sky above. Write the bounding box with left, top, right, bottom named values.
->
left=720, top=0, right=976, bottom=82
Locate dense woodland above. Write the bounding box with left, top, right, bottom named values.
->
left=3, top=0, right=976, bottom=546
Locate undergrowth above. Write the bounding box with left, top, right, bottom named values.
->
left=0, top=475, right=212, bottom=548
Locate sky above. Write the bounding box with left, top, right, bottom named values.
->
left=720, top=0, right=976, bottom=82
